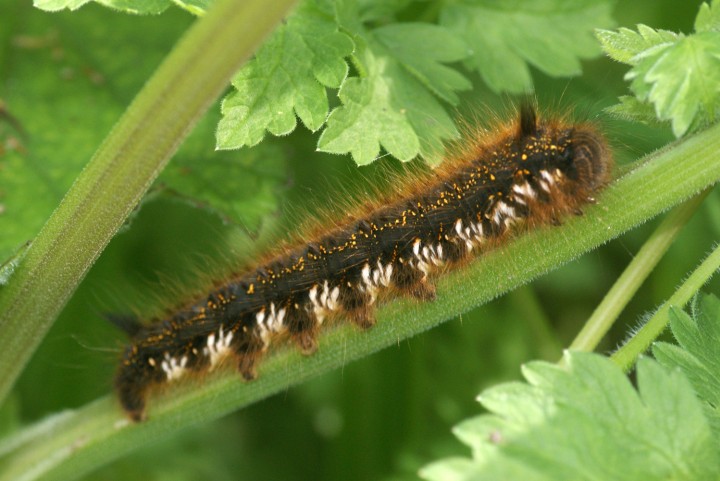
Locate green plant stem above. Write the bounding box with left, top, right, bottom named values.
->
left=611, top=242, right=720, bottom=371
left=568, top=188, right=711, bottom=352
left=2, top=121, right=720, bottom=481
left=0, top=0, right=298, bottom=405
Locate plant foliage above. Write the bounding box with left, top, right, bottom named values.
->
left=597, top=0, right=720, bottom=136
left=421, top=296, right=720, bottom=481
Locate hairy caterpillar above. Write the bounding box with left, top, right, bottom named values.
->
left=114, top=105, right=612, bottom=421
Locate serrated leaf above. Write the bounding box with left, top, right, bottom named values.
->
left=602, top=7, right=720, bottom=138
left=596, top=25, right=678, bottom=64
left=34, top=0, right=171, bottom=14
left=317, top=2, right=468, bottom=165
left=477, top=381, right=552, bottom=431
left=653, top=295, right=720, bottom=413
left=637, top=32, right=720, bottom=136
left=316, top=43, right=458, bottom=165
left=216, top=0, right=353, bottom=149
left=440, top=0, right=615, bottom=94
left=219, top=2, right=471, bottom=165
left=696, top=0, right=720, bottom=33
left=316, top=70, right=419, bottom=164
left=421, top=351, right=719, bottom=481
left=420, top=457, right=483, bottom=481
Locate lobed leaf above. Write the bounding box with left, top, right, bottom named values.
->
left=421, top=352, right=720, bottom=481
left=315, top=38, right=462, bottom=165
left=216, top=0, right=353, bottom=149
left=653, top=294, right=720, bottom=440
left=440, top=0, right=616, bottom=94
left=598, top=0, right=720, bottom=137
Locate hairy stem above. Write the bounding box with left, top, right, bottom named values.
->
left=0, top=0, right=298, bottom=405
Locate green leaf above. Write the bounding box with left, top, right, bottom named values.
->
left=696, top=0, right=720, bottom=33
left=316, top=2, right=469, bottom=165
left=634, top=32, right=720, bottom=136
left=219, top=0, right=474, bottom=165
left=33, top=0, right=93, bottom=11
left=216, top=0, right=354, bottom=149
left=421, top=352, right=719, bottom=481
left=316, top=43, right=457, bottom=165
left=653, top=295, right=720, bottom=438
left=595, top=25, right=678, bottom=65
left=34, top=0, right=171, bottom=14
left=440, top=0, right=616, bottom=94
left=354, top=0, right=415, bottom=22
left=599, top=2, right=720, bottom=137
left=373, top=24, right=471, bottom=104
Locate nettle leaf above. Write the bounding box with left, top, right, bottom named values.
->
left=420, top=351, right=720, bottom=481
left=653, top=294, right=720, bottom=441
left=440, top=0, right=616, bottom=94
left=34, top=0, right=171, bottom=14
left=598, top=0, right=720, bottom=137
left=317, top=10, right=470, bottom=165
left=216, top=0, right=354, bottom=150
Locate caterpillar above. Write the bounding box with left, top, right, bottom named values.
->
left=114, top=105, right=612, bottom=421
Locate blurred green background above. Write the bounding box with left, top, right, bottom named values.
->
left=2, top=0, right=720, bottom=480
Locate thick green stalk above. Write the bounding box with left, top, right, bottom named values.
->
left=0, top=0, right=298, bottom=404
left=2, top=121, right=720, bottom=481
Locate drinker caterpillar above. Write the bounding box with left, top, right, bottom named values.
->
left=114, top=104, right=612, bottom=421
